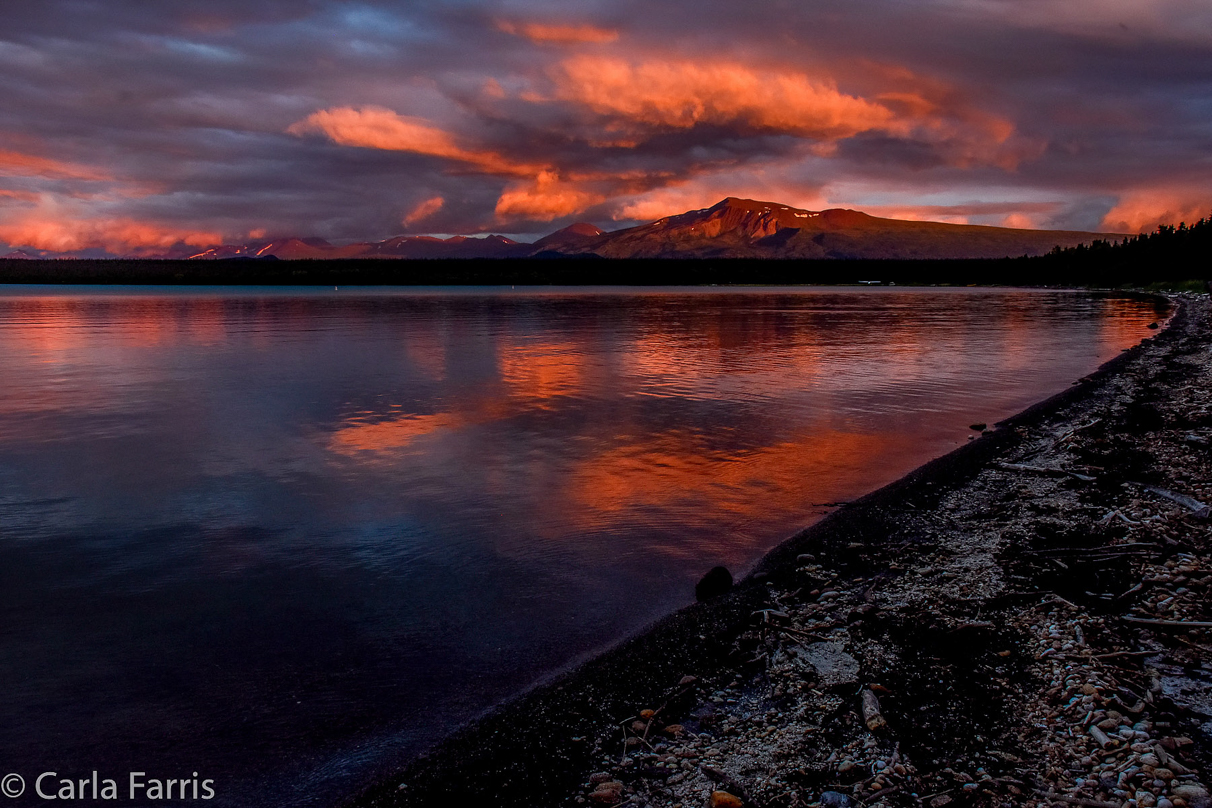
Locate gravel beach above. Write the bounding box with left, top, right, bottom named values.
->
left=349, top=292, right=1210, bottom=808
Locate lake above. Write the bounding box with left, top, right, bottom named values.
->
left=0, top=287, right=1164, bottom=806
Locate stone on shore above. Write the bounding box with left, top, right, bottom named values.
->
left=696, top=566, right=733, bottom=601
left=709, top=790, right=743, bottom=808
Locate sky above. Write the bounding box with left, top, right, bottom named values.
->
left=1, top=0, right=1211, bottom=255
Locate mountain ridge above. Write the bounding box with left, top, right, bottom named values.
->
left=2, top=198, right=1119, bottom=260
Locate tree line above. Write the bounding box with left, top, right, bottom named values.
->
left=1032, top=214, right=1211, bottom=288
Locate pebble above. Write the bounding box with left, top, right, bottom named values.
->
left=587, top=781, right=624, bottom=805
left=1173, top=785, right=1209, bottom=801
left=709, top=791, right=743, bottom=808
left=819, top=791, right=853, bottom=808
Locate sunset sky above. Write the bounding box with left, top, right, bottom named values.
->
left=1, top=0, right=1210, bottom=254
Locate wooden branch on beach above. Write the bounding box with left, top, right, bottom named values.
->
left=1034, top=789, right=1124, bottom=808
left=1122, top=616, right=1212, bottom=628
left=1140, top=485, right=1211, bottom=519
left=996, top=462, right=1096, bottom=482
left=861, top=688, right=887, bottom=731
left=1051, top=418, right=1103, bottom=449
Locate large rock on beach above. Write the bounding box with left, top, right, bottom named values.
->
left=695, top=566, right=733, bottom=601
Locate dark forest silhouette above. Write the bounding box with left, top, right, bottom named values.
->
left=1032, top=213, right=1212, bottom=288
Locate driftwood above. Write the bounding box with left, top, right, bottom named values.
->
left=1122, top=616, right=1212, bottom=629
left=1087, top=725, right=1115, bottom=748
left=861, top=688, right=887, bottom=731
left=1034, top=790, right=1123, bottom=808
left=996, top=462, right=1096, bottom=482
left=1141, top=485, right=1211, bottom=519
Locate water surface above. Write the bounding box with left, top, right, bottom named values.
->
left=0, top=287, right=1164, bottom=806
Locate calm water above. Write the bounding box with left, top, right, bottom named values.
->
left=0, top=287, right=1163, bottom=806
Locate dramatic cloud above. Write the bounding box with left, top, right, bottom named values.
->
left=288, top=107, right=541, bottom=176
left=0, top=149, right=111, bottom=181
left=1, top=0, right=1210, bottom=253
left=402, top=196, right=445, bottom=227
left=495, top=20, right=619, bottom=44
left=1101, top=188, right=1212, bottom=232
left=546, top=57, right=896, bottom=140
left=495, top=172, right=606, bottom=221
left=0, top=211, right=221, bottom=254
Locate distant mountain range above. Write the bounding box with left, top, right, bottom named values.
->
left=3, top=198, right=1117, bottom=261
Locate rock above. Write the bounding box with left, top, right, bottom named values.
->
left=588, top=781, right=624, bottom=805
left=588, top=773, right=614, bottom=784
left=969, top=423, right=987, bottom=431
left=799, top=642, right=860, bottom=687
left=664, top=724, right=684, bottom=736
left=678, top=675, right=697, bottom=686
left=1173, top=785, right=1209, bottom=800
left=640, top=709, right=655, bottom=719
left=696, top=566, right=733, bottom=601
left=1149, top=322, right=1160, bottom=329
left=710, top=791, right=744, bottom=808
left=929, top=797, right=953, bottom=808
left=821, top=791, right=854, bottom=808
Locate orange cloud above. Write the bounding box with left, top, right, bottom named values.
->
left=288, top=106, right=540, bottom=176
left=1101, top=188, right=1211, bottom=232
left=0, top=149, right=111, bottom=181
left=495, top=170, right=605, bottom=221
left=496, top=20, right=619, bottom=44
left=550, top=56, right=896, bottom=139
left=860, top=201, right=1061, bottom=227
left=0, top=215, right=221, bottom=254
left=403, top=196, right=445, bottom=226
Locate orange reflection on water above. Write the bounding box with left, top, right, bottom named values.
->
left=556, top=427, right=919, bottom=541
left=328, top=411, right=464, bottom=456
left=499, top=341, right=587, bottom=406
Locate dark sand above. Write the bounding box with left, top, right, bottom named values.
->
left=347, top=292, right=1211, bottom=808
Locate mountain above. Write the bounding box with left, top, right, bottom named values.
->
left=538, top=198, right=1113, bottom=260
left=363, top=234, right=530, bottom=259
left=531, top=222, right=606, bottom=253
left=1, top=249, right=40, bottom=259
left=173, top=234, right=529, bottom=261
left=2, top=198, right=1117, bottom=261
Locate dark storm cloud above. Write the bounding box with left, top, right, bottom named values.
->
left=1, top=0, right=1210, bottom=254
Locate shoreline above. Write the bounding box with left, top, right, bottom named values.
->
left=346, top=292, right=1211, bottom=808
